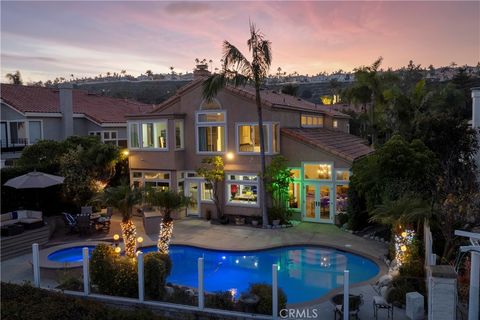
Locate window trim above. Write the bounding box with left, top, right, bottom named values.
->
left=195, top=111, right=227, bottom=155
left=225, top=172, right=260, bottom=208
left=89, top=130, right=119, bottom=145
left=1, top=120, right=43, bottom=146
left=235, top=122, right=280, bottom=155
left=127, top=120, right=169, bottom=151
left=200, top=181, right=214, bottom=203
left=302, top=161, right=334, bottom=181
left=130, top=170, right=171, bottom=190
left=174, top=119, right=185, bottom=150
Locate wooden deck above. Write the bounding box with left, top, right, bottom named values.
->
left=1, top=225, right=50, bottom=261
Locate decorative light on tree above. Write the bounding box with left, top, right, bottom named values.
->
left=158, top=218, right=173, bottom=254
left=394, top=227, right=415, bottom=266
left=120, top=220, right=137, bottom=257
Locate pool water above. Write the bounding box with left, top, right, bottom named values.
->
left=48, top=244, right=379, bottom=303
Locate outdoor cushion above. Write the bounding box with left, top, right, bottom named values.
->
left=12, top=211, right=18, bottom=219
left=19, top=218, right=42, bottom=224
left=27, top=211, right=42, bottom=219
left=16, top=210, right=28, bottom=219
left=373, top=296, right=388, bottom=306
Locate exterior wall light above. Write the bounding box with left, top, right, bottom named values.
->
left=226, top=152, right=234, bottom=160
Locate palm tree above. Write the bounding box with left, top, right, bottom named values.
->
left=5, top=70, right=22, bottom=85
left=202, top=22, right=272, bottom=227
left=98, top=183, right=142, bottom=257
left=145, top=189, right=192, bottom=254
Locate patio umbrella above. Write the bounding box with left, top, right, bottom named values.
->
left=4, top=171, right=64, bottom=189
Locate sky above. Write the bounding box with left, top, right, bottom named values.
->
left=1, top=1, right=479, bottom=83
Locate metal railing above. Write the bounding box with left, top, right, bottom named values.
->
left=0, top=138, right=28, bottom=153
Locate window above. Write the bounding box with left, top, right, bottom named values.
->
left=201, top=182, right=213, bottom=202
left=333, top=119, right=338, bottom=129
left=197, top=111, right=226, bottom=153
left=226, top=174, right=259, bottom=206
left=128, top=121, right=167, bottom=150
left=9, top=121, right=27, bottom=144
left=129, top=123, right=140, bottom=148
left=301, top=115, right=324, bottom=128
left=290, top=168, right=301, bottom=179
left=28, top=121, right=42, bottom=144
left=131, top=171, right=170, bottom=191
left=236, top=122, right=280, bottom=154
left=90, top=131, right=118, bottom=145
left=175, top=120, right=184, bottom=149
left=304, top=163, right=332, bottom=180
left=288, top=182, right=301, bottom=209
left=335, top=170, right=350, bottom=181
left=336, top=185, right=349, bottom=213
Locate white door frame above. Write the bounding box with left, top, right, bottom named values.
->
left=185, top=179, right=201, bottom=216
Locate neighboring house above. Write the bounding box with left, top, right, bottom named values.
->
left=126, top=69, right=373, bottom=224
left=0, top=84, right=154, bottom=163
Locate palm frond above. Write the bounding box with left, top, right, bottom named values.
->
left=222, top=41, right=251, bottom=76
left=202, top=74, right=227, bottom=101
left=370, top=196, right=431, bottom=226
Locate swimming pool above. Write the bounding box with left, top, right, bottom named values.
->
left=48, top=244, right=379, bottom=303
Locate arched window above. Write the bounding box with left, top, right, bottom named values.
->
left=200, top=98, right=222, bottom=110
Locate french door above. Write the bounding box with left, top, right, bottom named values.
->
left=303, top=183, right=333, bottom=223
left=185, top=180, right=200, bottom=216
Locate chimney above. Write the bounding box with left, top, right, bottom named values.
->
left=193, top=64, right=211, bottom=80
left=59, top=83, right=74, bottom=138
left=472, top=87, right=480, bottom=177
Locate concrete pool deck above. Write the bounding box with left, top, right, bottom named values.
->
left=1, top=215, right=408, bottom=319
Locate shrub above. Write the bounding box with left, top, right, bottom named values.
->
left=144, top=252, right=172, bottom=299
left=247, top=283, right=287, bottom=315
left=205, top=291, right=236, bottom=311
left=56, top=272, right=83, bottom=291
left=268, top=206, right=293, bottom=224
left=113, top=257, right=138, bottom=298
left=163, top=285, right=197, bottom=306
left=1, top=282, right=162, bottom=320
left=90, top=244, right=117, bottom=295
left=388, top=276, right=426, bottom=306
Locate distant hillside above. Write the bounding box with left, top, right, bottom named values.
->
left=75, top=80, right=190, bottom=105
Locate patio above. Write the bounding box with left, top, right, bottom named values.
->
left=2, top=214, right=409, bottom=319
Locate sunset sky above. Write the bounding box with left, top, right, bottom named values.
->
left=1, top=1, right=479, bottom=83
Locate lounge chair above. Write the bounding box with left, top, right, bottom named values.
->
left=373, top=286, right=394, bottom=319
left=333, top=294, right=363, bottom=319
left=63, top=212, right=78, bottom=233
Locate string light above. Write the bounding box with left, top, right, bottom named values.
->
left=120, top=220, right=137, bottom=258
left=114, top=246, right=121, bottom=254
left=394, top=228, right=415, bottom=267
left=113, top=234, right=120, bottom=241
left=158, top=218, right=173, bottom=254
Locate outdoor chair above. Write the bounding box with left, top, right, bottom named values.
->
left=373, top=287, right=394, bottom=319
left=95, top=207, right=113, bottom=231
left=81, top=206, right=93, bottom=215
left=62, top=212, right=78, bottom=233
left=76, top=214, right=93, bottom=235
left=333, top=294, right=363, bottom=320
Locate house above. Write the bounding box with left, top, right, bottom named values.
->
left=125, top=68, right=373, bottom=224
left=1, top=83, right=154, bottom=163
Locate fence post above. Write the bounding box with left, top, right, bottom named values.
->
left=198, top=257, right=204, bottom=309
left=138, top=251, right=144, bottom=302
left=32, top=243, right=40, bottom=288
left=82, top=247, right=90, bottom=296
left=343, top=270, right=349, bottom=320
left=272, top=264, right=278, bottom=319
left=469, top=252, right=479, bottom=320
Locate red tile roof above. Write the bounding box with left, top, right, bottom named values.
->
left=281, top=127, right=373, bottom=161
left=1, top=84, right=154, bottom=124
left=146, top=78, right=349, bottom=118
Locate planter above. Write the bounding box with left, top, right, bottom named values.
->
left=272, top=219, right=280, bottom=226
left=251, top=220, right=259, bottom=226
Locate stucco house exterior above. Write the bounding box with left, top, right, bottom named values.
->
left=1, top=84, right=154, bottom=164
left=126, top=71, right=373, bottom=224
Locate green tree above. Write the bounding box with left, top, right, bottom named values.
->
left=60, top=147, right=95, bottom=206
left=264, top=155, right=293, bottom=208
left=5, top=70, right=22, bottom=84
left=202, top=22, right=272, bottom=227
left=17, top=140, right=67, bottom=171
left=281, top=84, right=298, bottom=96
left=98, top=182, right=143, bottom=257
left=145, top=189, right=192, bottom=254
left=197, top=156, right=225, bottom=219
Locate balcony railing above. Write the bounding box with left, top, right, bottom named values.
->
left=1, top=138, right=28, bottom=153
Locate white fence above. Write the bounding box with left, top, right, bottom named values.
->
left=424, top=220, right=436, bottom=267
left=31, top=243, right=353, bottom=320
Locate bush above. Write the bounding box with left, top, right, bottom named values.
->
left=247, top=283, right=287, bottom=315
left=163, top=285, right=197, bottom=306
left=388, top=276, right=426, bottom=306
left=205, top=291, right=235, bottom=311
left=56, top=271, right=83, bottom=291
left=1, top=282, right=163, bottom=320
left=144, top=252, right=172, bottom=299
left=112, top=258, right=138, bottom=298
left=268, top=206, right=292, bottom=224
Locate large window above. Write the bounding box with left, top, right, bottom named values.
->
left=304, top=163, right=332, bottom=180
left=236, top=122, right=280, bottom=154
left=128, top=121, right=168, bottom=150
left=28, top=121, right=42, bottom=144
left=9, top=121, right=27, bottom=144
left=131, top=171, right=170, bottom=191
left=197, top=111, right=226, bottom=153
left=226, top=174, right=259, bottom=206
left=201, top=182, right=213, bottom=202
left=336, top=185, right=349, bottom=214
left=175, top=120, right=184, bottom=150
left=301, top=115, right=324, bottom=128
left=335, top=170, right=350, bottom=181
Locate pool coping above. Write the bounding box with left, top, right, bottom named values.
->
left=39, top=238, right=387, bottom=307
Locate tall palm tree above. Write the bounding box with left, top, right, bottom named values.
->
left=99, top=183, right=142, bottom=257
left=202, top=22, right=272, bottom=227
left=145, top=189, right=192, bottom=254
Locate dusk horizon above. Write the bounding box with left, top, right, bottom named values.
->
left=1, top=1, right=479, bottom=83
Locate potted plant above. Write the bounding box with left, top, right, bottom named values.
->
left=268, top=207, right=282, bottom=226
left=251, top=218, right=259, bottom=226
left=235, top=216, right=245, bottom=225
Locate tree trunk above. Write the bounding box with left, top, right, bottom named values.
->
left=158, top=212, right=173, bottom=254
left=212, top=181, right=223, bottom=219
left=255, top=83, right=269, bottom=227
left=120, top=219, right=137, bottom=257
